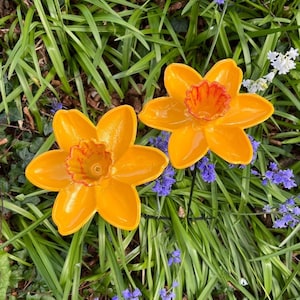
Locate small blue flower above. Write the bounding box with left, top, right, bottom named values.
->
left=293, top=206, right=300, bottom=216
left=131, top=288, right=142, bottom=299
left=50, top=100, right=63, bottom=114
left=122, top=288, right=142, bottom=300
left=263, top=205, right=272, bottom=213
left=278, top=204, right=289, bottom=214
left=149, top=131, right=170, bottom=155
left=248, top=135, right=260, bottom=164
left=273, top=218, right=287, bottom=228
left=264, top=196, right=300, bottom=229
left=251, top=169, right=260, bottom=176
left=196, top=156, right=216, bottom=183
left=269, top=162, right=277, bottom=171
left=168, top=249, right=181, bottom=266
left=282, top=213, right=294, bottom=224
left=159, top=288, right=175, bottom=300
left=159, top=281, right=178, bottom=300
left=286, top=198, right=295, bottom=206
left=149, top=132, right=176, bottom=196
left=152, top=165, right=176, bottom=196
left=113, top=288, right=142, bottom=300
left=122, top=289, right=132, bottom=299
left=262, top=163, right=297, bottom=189
left=214, top=0, right=225, bottom=4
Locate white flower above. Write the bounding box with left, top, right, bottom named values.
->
left=242, top=79, right=259, bottom=93
left=264, top=71, right=275, bottom=82
left=268, top=48, right=298, bottom=75
left=242, top=77, right=269, bottom=93
left=248, top=83, right=259, bottom=93
left=267, top=51, right=278, bottom=62
left=243, top=47, right=298, bottom=93
left=271, top=56, right=296, bottom=74
left=240, top=278, right=248, bottom=286
left=286, top=47, right=299, bottom=60
left=242, top=79, right=252, bottom=88
left=256, top=78, right=268, bottom=91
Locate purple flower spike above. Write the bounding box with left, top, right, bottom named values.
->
left=168, top=249, right=181, bottom=266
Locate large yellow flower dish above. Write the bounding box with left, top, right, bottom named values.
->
left=25, top=105, right=168, bottom=235
left=139, top=59, right=274, bottom=169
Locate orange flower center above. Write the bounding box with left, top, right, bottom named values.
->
left=184, top=80, right=231, bottom=121
left=66, top=140, right=112, bottom=186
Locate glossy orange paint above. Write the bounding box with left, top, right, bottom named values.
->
left=25, top=105, right=168, bottom=235
left=139, top=59, right=274, bottom=169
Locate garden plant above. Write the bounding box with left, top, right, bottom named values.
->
left=0, top=0, right=300, bottom=299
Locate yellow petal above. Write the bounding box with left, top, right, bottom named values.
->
left=53, top=110, right=97, bottom=152
left=206, top=126, right=252, bottom=164
left=96, top=179, right=140, bottom=230
left=165, top=63, right=203, bottom=102
left=112, top=145, right=169, bottom=185
left=97, top=105, right=136, bottom=161
left=169, top=126, right=209, bottom=169
left=52, top=183, right=97, bottom=235
left=139, top=97, right=191, bottom=131
left=204, top=59, right=242, bottom=98
left=219, top=94, right=274, bottom=128
left=25, top=150, right=71, bottom=191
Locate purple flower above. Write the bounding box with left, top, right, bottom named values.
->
left=282, top=213, right=294, bottom=224
left=168, top=249, right=181, bottom=266
left=195, top=156, right=216, bottom=183
left=278, top=204, right=289, bottom=214
left=286, top=198, right=295, bottom=206
left=264, top=196, right=300, bottom=229
left=159, top=288, right=175, bottom=300
left=50, top=100, right=63, bottom=114
left=273, top=218, right=288, bottom=228
left=269, top=162, right=278, bottom=171
left=122, top=288, right=142, bottom=300
left=248, top=135, right=260, bottom=164
left=152, top=165, right=176, bottom=196
left=276, top=213, right=299, bottom=228
left=159, top=281, right=178, bottom=300
left=263, top=205, right=272, bottom=213
left=251, top=169, right=260, bottom=176
left=264, top=170, right=274, bottom=180
left=262, top=163, right=297, bottom=189
left=149, top=131, right=170, bottom=155
left=131, top=288, right=142, bottom=299
left=113, top=288, right=142, bottom=300
left=277, top=170, right=297, bottom=189
left=293, top=206, right=300, bottom=216
left=149, top=132, right=176, bottom=196
left=214, top=0, right=225, bottom=4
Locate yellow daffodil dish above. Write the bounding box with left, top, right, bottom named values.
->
left=139, top=59, right=274, bottom=169
left=25, top=105, right=168, bottom=235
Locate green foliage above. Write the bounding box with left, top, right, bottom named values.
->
left=0, top=251, right=11, bottom=298
left=0, top=0, right=300, bottom=299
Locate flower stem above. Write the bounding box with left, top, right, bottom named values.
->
left=187, top=166, right=197, bottom=218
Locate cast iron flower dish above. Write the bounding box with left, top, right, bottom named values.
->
left=25, top=105, right=168, bottom=235
left=139, top=59, right=274, bottom=169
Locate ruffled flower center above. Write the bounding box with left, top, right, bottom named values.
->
left=184, top=80, right=231, bottom=121
left=66, top=140, right=112, bottom=186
